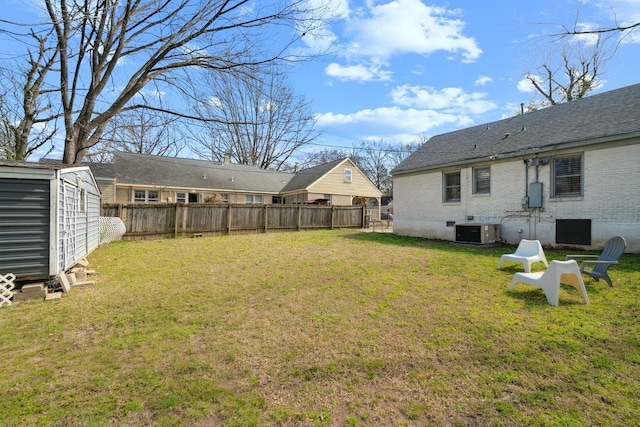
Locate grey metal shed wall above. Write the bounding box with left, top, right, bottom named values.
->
left=0, top=178, right=50, bottom=280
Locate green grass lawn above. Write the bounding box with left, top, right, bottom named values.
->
left=2, top=230, right=639, bottom=426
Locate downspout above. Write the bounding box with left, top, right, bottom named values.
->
left=523, top=159, right=529, bottom=201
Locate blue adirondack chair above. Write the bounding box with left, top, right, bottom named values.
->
left=566, top=236, right=627, bottom=287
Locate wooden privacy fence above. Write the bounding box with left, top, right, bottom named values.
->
left=101, top=203, right=366, bottom=239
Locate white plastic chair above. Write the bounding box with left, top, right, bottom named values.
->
left=497, top=239, right=548, bottom=273
left=508, top=260, right=590, bottom=306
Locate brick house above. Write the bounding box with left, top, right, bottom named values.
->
left=391, top=83, right=640, bottom=252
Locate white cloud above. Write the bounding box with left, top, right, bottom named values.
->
left=342, top=0, right=482, bottom=63
left=297, top=0, right=349, bottom=54
left=324, top=63, right=392, bottom=82
left=517, top=78, right=536, bottom=93
left=390, top=85, right=497, bottom=115
left=475, top=76, right=493, bottom=86
left=315, top=82, right=499, bottom=141
left=316, top=106, right=474, bottom=141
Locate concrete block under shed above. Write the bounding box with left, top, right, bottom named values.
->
left=21, top=283, right=45, bottom=293
left=68, top=272, right=95, bottom=287
left=75, top=258, right=90, bottom=267
left=45, top=292, right=62, bottom=301
left=13, top=289, right=47, bottom=301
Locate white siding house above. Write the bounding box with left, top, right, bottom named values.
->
left=391, top=83, right=640, bottom=253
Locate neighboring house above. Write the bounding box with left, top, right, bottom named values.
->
left=391, top=83, right=640, bottom=253
left=0, top=161, right=101, bottom=281
left=91, top=153, right=381, bottom=207
left=279, top=158, right=382, bottom=206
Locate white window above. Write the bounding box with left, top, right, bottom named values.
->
left=134, top=190, right=146, bottom=202
left=552, top=155, right=583, bottom=197
left=134, top=189, right=160, bottom=203
left=176, top=192, right=186, bottom=203
left=443, top=171, right=461, bottom=202
left=473, top=167, right=491, bottom=194
left=246, top=195, right=263, bottom=204
left=79, top=189, right=87, bottom=213
left=344, top=168, right=352, bottom=183
left=220, top=193, right=229, bottom=202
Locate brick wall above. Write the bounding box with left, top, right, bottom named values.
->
left=393, top=140, right=640, bottom=252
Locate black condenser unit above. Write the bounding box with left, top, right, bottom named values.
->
left=455, top=224, right=500, bottom=244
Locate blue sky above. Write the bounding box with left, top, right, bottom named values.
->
left=2, top=0, right=640, bottom=158
left=288, top=0, right=640, bottom=149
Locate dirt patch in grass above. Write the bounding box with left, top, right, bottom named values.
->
left=2, top=230, right=639, bottom=426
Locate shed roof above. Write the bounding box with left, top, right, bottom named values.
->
left=0, top=159, right=80, bottom=170
left=392, top=82, right=640, bottom=175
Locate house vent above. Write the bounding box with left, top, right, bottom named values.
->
left=556, top=219, right=591, bottom=245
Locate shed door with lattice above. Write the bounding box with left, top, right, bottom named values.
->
left=59, top=181, right=78, bottom=272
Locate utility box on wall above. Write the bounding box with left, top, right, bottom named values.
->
left=528, top=182, right=543, bottom=208
left=455, top=224, right=500, bottom=244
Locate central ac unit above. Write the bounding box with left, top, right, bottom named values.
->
left=455, top=224, right=500, bottom=244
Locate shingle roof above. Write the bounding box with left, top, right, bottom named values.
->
left=0, top=159, right=80, bottom=170
left=392, top=82, right=640, bottom=175
left=94, top=152, right=295, bottom=193
left=280, top=158, right=347, bottom=192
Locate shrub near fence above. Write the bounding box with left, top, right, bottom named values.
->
left=101, top=203, right=366, bottom=239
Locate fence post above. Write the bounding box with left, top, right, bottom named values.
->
left=331, top=206, right=335, bottom=230
left=227, top=204, right=232, bottom=234
left=174, top=203, right=179, bottom=238
left=297, top=205, right=302, bottom=231
left=264, top=205, right=268, bottom=233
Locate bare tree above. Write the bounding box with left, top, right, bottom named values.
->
left=0, top=30, right=58, bottom=160
left=298, top=147, right=349, bottom=169
left=552, top=4, right=639, bottom=38
left=189, top=67, right=321, bottom=171
left=389, top=138, right=422, bottom=168
left=524, top=35, right=612, bottom=106
left=353, top=140, right=390, bottom=194
left=298, top=140, right=419, bottom=196
left=89, top=109, right=185, bottom=161
left=22, top=0, right=328, bottom=165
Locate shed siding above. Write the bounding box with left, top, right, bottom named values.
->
left=87, top=191, right=101, bottom=253
left=0, top=178, right=50, bottom=279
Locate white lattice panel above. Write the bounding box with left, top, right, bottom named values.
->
left=0, top=273, right=16, bottom=306
left=99, top=217, right=126, bottom=244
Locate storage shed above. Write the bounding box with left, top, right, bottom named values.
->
left=0, top=161, right=101, bottom=282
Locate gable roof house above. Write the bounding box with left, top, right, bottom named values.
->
left=91, top=152, right=381, bottom=207
left=391, top=83, right=640, bottom=253
left=279, top=158, right=382, bottom=206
